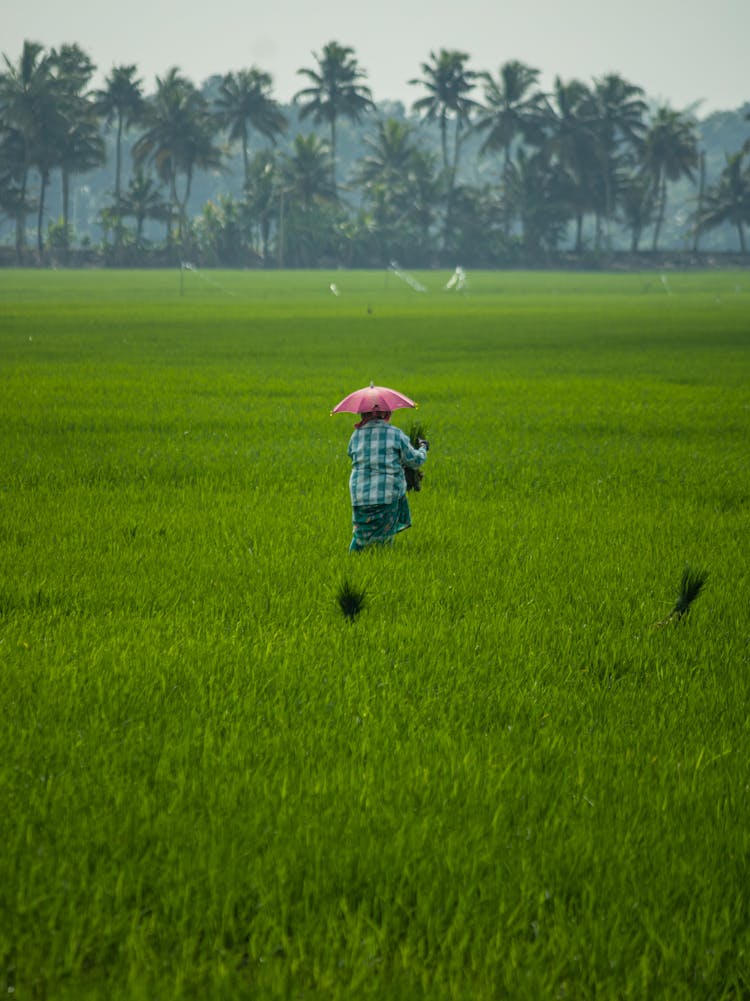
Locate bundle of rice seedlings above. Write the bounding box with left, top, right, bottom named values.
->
left=655, top=564, right=709, bottom=627
left=404, top=421, right=429, bottom=492
left=337, top=578, right=367, bottom=622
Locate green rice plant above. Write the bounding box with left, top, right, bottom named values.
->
left=656, top=564, right=709, bottom=627
left=336, top=577, right=367, bottom=621
left=405, top=420, right=429, bottom=491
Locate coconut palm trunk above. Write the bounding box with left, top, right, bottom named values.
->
left=62, top=170, right=71, bottom=251
left=15, top=167, right=29, bottom=263
left=36, top=170, right=49, bottom=260
left=114, top=115, right=124, bottom=199
left=330, top=117, right=338, bottom=194
left=693, top=151, right=705, bottom=252
left=652, top=176, right=667, bottom=251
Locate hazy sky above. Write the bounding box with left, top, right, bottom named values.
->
left=3, top=0, right=748, bottom=116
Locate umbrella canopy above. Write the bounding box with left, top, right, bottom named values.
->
left=331, top=383, right=417, bottom=415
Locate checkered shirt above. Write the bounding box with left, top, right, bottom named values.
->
left=348, top=421, right=427, bottom=506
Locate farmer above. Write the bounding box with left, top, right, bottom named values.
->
left=347, top=410, right=429, bottom=552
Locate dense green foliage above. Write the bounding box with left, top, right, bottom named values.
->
left=1, top=38, right=749, bottom=264
left=1, top=270, right=750, bottom=999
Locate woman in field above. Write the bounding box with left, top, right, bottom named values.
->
left=347, top=410, right=429, bottom=552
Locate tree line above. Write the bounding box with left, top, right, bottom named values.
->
left=1, top=39, right=749, bottom=268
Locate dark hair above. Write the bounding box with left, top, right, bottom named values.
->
left=355, top=410, right=392, bottom=428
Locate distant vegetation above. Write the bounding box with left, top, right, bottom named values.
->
left=1, top=39, right=749, bottom=267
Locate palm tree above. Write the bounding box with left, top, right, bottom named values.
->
left=1, top=43, right=101, bottom=259
left=281, top=133, right=335, bottom=210
left=56, top=113, right=105, bottom=248
left=447, top=182, right=505, bottom=264
left=117, top=166, right=169, bottom=243
left=619, top=169, right=656, bottom=252
left=410, top=50, right=480, bottom=173
left=196, top=194, right=249, bottom=266
left=94, top=65, right=144, bottom=202
left=49, top=45, right=104, bottom=252
left=641, top=105, right=699, bottom=250
left=278, top=133, right=338, bottom=266
left=0, top=41, right=57, bottom=260
left=354, top=118, right=433, bottom=263
left=50, top=43, right=95, bottom=94
left=475, top=61, right=546, bottom=170
left=590, top=74, right=647, bottom=149
left=243, top=149, right=279, bottom=262
left=355, top=118, right=418, bottom=188
left=0, top=122, right=29, bottom=241
left=409, top=49, right=480, bottom=246
left=542, top=77, right=598, bottom=252
left=588, top=74, right=647, bottom=249
left=133, top=68, right=224, bottom=244
left=475, top=60, right=546, bottom=240
left=294, top=42, right=374, bottom=196
left=695, top=151, right=750, bottom=253
left=214, top=68, right=286, bottom=188
left=502, top=147, right=569, bottom=258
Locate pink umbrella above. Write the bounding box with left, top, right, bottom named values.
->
left=331, top=382, right=417, bottom=415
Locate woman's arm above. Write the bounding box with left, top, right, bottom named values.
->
left=398, top=432, right=428, bottom=470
